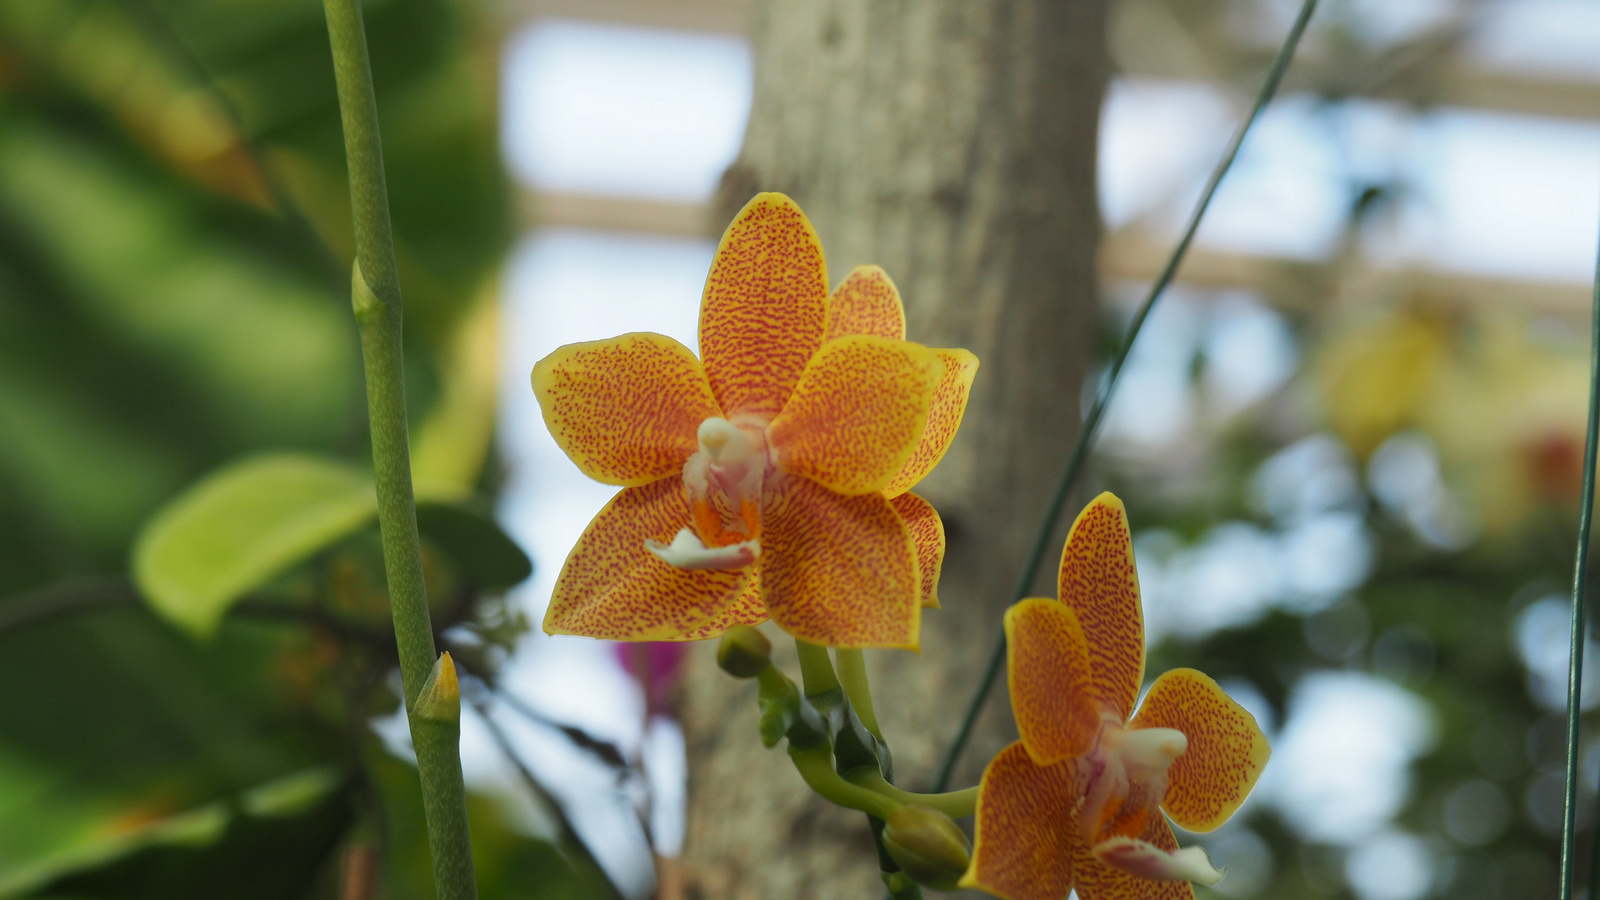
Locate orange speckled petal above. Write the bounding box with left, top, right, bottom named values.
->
left=545, top=478, right=756, bottom=641
left=1005, top=598, right=1102, bottom=764
left=1073, top=815, right=1195, bottom=900
left=890, top=492, right=945, bottom=610
left=882, top=348, right=979, bottom=499
left=700, top=192, right=829, bottom=419
left=678, top=576, right=767, bottom=640
left=1132, top=668, right=1271, bottom=832
left=959, top=742, right=1079, bottom=900
left=532, top=333, right=721, bottom=486
left=1058, top=492, right=1145, bottom=721
left=759, top=474, right=920, bottom=649
left=824, top=265, right=906, bottom=342
left=768, top=335, right=941, bottom=495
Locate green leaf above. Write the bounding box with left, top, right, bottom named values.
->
left=416, top=501, right=532, bottom=590
left=20, top=767, right=352, bottom=900
left=132, top=454, right=377, bottom=639
left=0, top=607, right=346, bottom=897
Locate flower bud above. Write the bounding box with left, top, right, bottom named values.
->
left=717, top=625, right=772, bottom=678
left=881, top=804, right=972, bottom=891
left=411, top=652, right=460, bottom=723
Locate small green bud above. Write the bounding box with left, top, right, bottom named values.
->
left=411, top=652, right=460, bottom=723
left=882, top=804, right=972, bottom=891
left=717, top=624, right=772, bottom=678
left=758, top=694, right=795, bottom=748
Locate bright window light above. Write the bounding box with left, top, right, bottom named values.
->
left=501, top=20, right=752, bottom=200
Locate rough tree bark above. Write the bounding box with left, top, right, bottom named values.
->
left=681, top=1, right=1108, bottom=896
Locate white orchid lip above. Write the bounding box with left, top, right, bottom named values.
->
left=1092, top=836, right=1224, bottom=886
left=646, top=527, right=759, bottom=570
left=1102, top=726, right=1187, bottom=773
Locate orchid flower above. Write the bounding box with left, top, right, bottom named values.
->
left=962, top=493, right=1270, bottom=900
left=532, top=193, right=977, bottom=648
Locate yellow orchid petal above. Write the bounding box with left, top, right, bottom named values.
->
left=960, top=741, right=1079, bottom=900
left=531, top=333, right=721, bottom=486
left=1132, top=668, right=1271, bottom=832
left=883, top=348, right=979, bottom=498
left=1073, top=815, right=1195, bottom=900
left=767, top=335, right=941, bottom=495
left=890, top=492, right=945, bottom=609
left=1058, top=493, right=1145, bottom=721
left=700, top=192, right=829, bottom=419
left=824, top=265, right=906, bottom=342
left=1004, top=598, right=1102, bottom=765
left=759, top=474, right=920, bottom=648
left=544, top=478, right=756, bottom=641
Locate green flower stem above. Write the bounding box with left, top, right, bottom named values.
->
left=795, top=639, right=842, bottom=696
left=1563, top=161, right=1600, bottom=900
left=756, top=662, right=794, bottom=700
left=835, top=648, right=882, bottom=739
left=789, top=748, right=901, bottom=821
left=930, top=0, right=1320, bottom=793
left=882, top=872, right=924, bottom=900
left=846, top=768, right=978, bottom=820
left=322, top=1, right=477, bottom=898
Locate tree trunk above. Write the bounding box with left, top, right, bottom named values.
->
left=681, top=1, right=1108, bottom=895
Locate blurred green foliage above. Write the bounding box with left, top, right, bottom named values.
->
left=0, top=0, right=612, bottom=896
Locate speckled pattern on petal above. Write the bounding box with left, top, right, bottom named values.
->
left=759, top=473, right=919, bottom=648
left=883, top=348, right=979, bottom=498
left=678, top=577, right=767, bottom=641
left=544, top=478, right=756, bottom=641
left=768, top=335, right=940, bottom=496
left=1132, top=668, right=1271, bottom=832
left=960, top=742, right=1079, bottom=900
left=1072, top=815, right=1195, bottom=900
left=823, top=264, right=906, bottom=342
left=699, top=193, right=828, bottom=419
left=531, top=332, right=721, bottom=486
left=1057, top=493, right=1145, bottom=721
left=1005, top=598, right=1102, bottom=765
left=890, top=492, right=945, bottom=609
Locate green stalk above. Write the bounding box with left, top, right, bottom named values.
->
left=846, top=768, right=977, bottom=819
left=795, top=639, right=842, bottom=696
left=789, top=748, right=901, bottom=820
left=835, top=648, right=882, bottom=739
left=1563, top=179, right=1600, bottom=900
left=930, top=0, right=1320, bottom=792
left=322, top=1, right=476, bottom=897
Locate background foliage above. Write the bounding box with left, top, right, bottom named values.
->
left=0, top=1, right=612, bottom=896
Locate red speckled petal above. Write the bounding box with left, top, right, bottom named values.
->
left=1057, top=492, right=1145, bottom=721
left=1005, top=598, right=1102, bottom=765
left=882, top=348, right=979, bottom=498
left=531, top=333, right=720, bottom=486
left=1131, top=668, right=1271, bottom=832
left=699, top=193, right=829, bottom=419
left=960, top=742, right=1079, bottom=900
left=759, top=474, right=920, bottom=649
left=890, top=492, right=945, bottom=610
left=1074, top=815, right=1195, bottom=900
left=768, top=335, right=941, bottom=495
left=824, top=265, right=906, bottom=342
left=544, top=478, right=756, bottom=641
